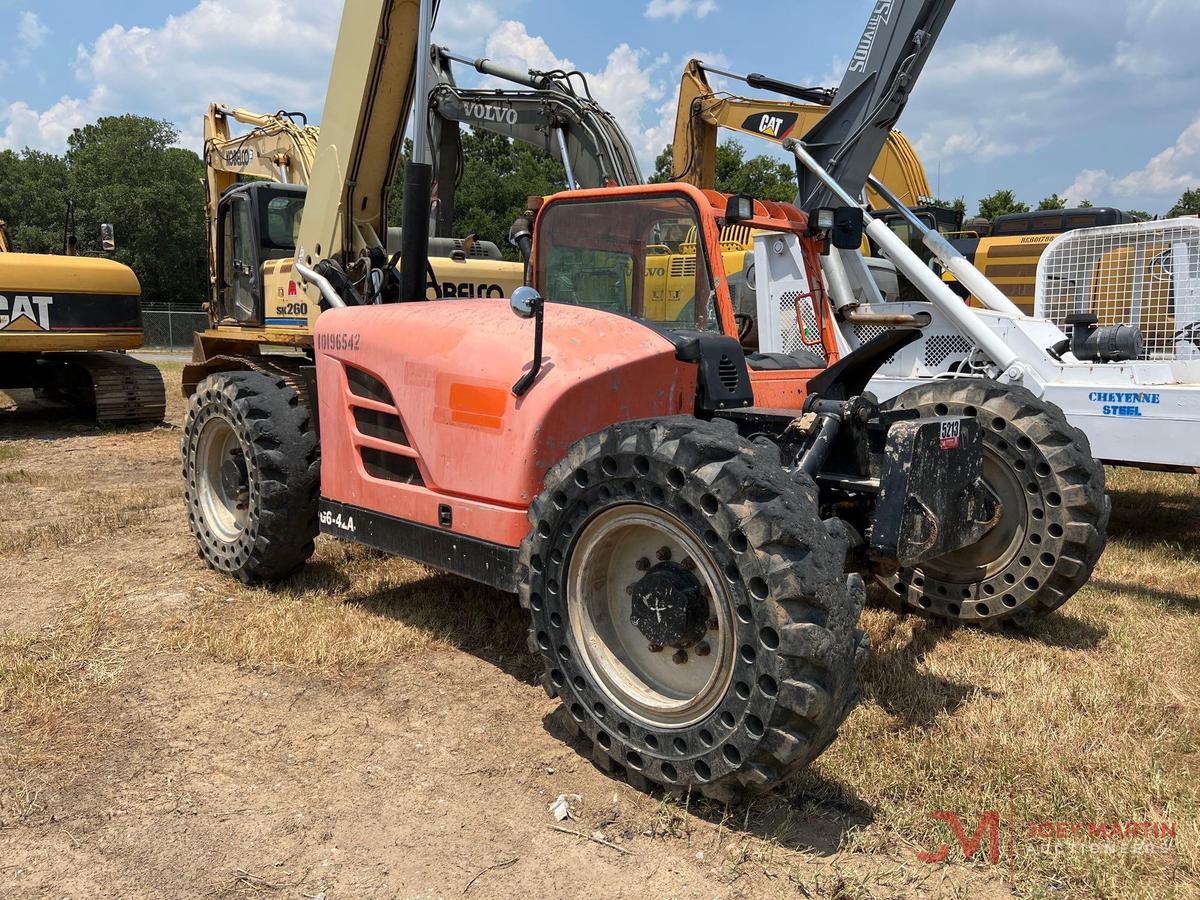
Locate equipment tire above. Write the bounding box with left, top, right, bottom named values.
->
left=519, top=416, right=867, bottom=800
left=878, top=379, right=1108, bottom=627
left=182, top=371, right=320, bottom=583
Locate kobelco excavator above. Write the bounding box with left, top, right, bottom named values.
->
left=180, top=0, right=1105, bottom=800
left=0, top=212, right=165, bottom=425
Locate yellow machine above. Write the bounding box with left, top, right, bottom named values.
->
left=671, top=59, right=934, bottom=210
left=950, top=207, right=1141, bottom=313
left=0, top=219, right=165, bottom=424
left=194, top=100, right=521, bottom=382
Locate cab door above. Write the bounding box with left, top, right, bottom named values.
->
left=218, top=194, right=261, bottom=324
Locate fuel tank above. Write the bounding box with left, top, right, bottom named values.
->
left=314, top=300, right=698, bottom=548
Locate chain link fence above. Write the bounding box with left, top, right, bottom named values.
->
left=142, top=305, right=208, bottom=350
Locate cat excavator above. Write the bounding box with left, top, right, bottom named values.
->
left=0, top=211, right=164, bottom=425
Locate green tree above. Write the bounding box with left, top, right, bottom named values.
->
left=931, top=196, right=967, bottom=215
left=652, top=139, right=796, bottom=201
left=1125, top=210, right=1152, bottom=221
left=650, top=144, right=674, bottom=183
left=391, top=130, right=567, bottom=259
left=66, top=115, right=206, bottom=305
left=1078, top=199, right=1094, bottom=208
left=0, top=148, right=71, bottom=253
left=1169, top=188, right=1200, bottom=218
left=1037, top=193, right=1067, bottom=210
left=978, top=189, right=1030, bottom=220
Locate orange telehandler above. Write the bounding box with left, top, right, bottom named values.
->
left=180, top=0, right=1106, bottom=801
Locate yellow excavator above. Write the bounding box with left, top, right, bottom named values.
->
left=194, top=101, right=521, bottom=384
left=670, top=59, right=963, bottom=303
left=0, top=210, right=165, bottom=424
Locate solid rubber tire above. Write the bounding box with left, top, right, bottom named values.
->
left=519, top=416, right=868, bottom=801
left=182, top=371, right=320, bottom=583
left=877, top=379, right=1109, bottom=627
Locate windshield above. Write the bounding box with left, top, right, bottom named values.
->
left=536, top=194, right=719, bottom=332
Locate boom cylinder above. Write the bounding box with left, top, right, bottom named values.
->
left=865, top=175, right=1025, bottom=317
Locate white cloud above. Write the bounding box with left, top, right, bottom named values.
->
left=1, top=0, right=338, bottom=152
left=17, top=11, right=49, bottom=50
left=644, top=0, right=717, bottom=22
left=481, top=22, right=670, bottom=172
left=433, top=2, right=503, bottom=56
left=1063, top=117, right=1200, bottom=205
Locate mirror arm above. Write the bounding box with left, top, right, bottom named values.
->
left=512, top=296, right=544, bottom=397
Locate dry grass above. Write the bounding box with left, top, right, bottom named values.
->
left=2, top=361, right=1196, bottom=897
left=719, top=467, right=1200, bottom=899
left=0, top=581, right=133, bottom=824
left=173, top=540, right=536, bottom=680
left=0, top=484, right=178, bottom=554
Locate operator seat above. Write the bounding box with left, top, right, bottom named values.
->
left=745, top=350, right=827, bottom=371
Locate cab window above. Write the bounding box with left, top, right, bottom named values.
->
left=264, top=195, right=305, bottom=250
left=536, top=194, right=718, bottom=332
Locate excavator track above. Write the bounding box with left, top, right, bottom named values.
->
left=41, top=351, right=166, bottom=425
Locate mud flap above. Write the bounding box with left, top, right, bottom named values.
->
left=868, top=417, right=997, bottom=567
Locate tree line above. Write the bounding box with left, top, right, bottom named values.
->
left=2, top=114, right=1198, bottom=309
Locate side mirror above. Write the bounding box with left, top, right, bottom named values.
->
left=510, top=286, right=545, bottom=397
left=831, top=208, right=864, bottom=250
left=510, top=285, right=542, bottom=320
left=100, top=224, right=116, bottom=253
left=812, top=207, right=864, bottom=251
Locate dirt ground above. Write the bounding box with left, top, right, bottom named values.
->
left=0, top=372, right=1196, bottom=899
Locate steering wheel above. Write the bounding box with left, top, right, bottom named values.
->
left=735, top=313, right=755, bottom=343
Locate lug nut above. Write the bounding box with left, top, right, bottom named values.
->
left=635, top=557, right=651, bottom=572
left=625, top=584, right=636, bottom=596
left=648, top=643, right=663, bottom=653
left=680, top=556, right=696, bottom=571
left=695, top=642, right=711, bottom=657
left=656, top=546, right=672, bottom=562
left=672, top=649, right=689, bottom=665
left=707, top=617, right=719, bottom=632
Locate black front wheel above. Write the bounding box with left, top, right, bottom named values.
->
left=520, top=417, right=868, bottom=800
left=182, top=371, right=320, bottom=583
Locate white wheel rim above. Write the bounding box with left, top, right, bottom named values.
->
left=567, top=504, right=735, bottom=729
left=195, top=416, right=249, bottom=545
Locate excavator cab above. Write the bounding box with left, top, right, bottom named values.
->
left=213, top=182, right=307, bottom=325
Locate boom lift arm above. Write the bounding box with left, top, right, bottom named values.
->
left=296, top=0, right=434, bottom=302
left=671, top=59, right=932, bottom=210
left=796, top=0, right=955, bottom=213
left=427, top=47, right=643, bottom=236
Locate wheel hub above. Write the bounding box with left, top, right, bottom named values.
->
left=628, top=562, right=708, bottom=649
left=220, top=454, right=248, bottom=502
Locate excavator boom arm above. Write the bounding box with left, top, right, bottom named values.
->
left=671, top=60, right=932, bottom=210
left=297, top=0, right=431, bottom=269
left=797, top=0, right=955, bottom=211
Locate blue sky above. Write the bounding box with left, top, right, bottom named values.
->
left=1, top=0, right=1198, bottom=214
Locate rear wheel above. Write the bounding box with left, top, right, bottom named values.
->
left=878, top=379, right=1109, bottom=627
left=520, top=417, right=868, bottom=800
left=182, top=371, right=319, bottom=583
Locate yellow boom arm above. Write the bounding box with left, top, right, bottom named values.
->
left=671, top=60, right=932, bottom=210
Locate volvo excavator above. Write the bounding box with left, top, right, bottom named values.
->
left=179, top=0, right=1105, bottom=800
left=0, top=212, right=165, bottom=425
